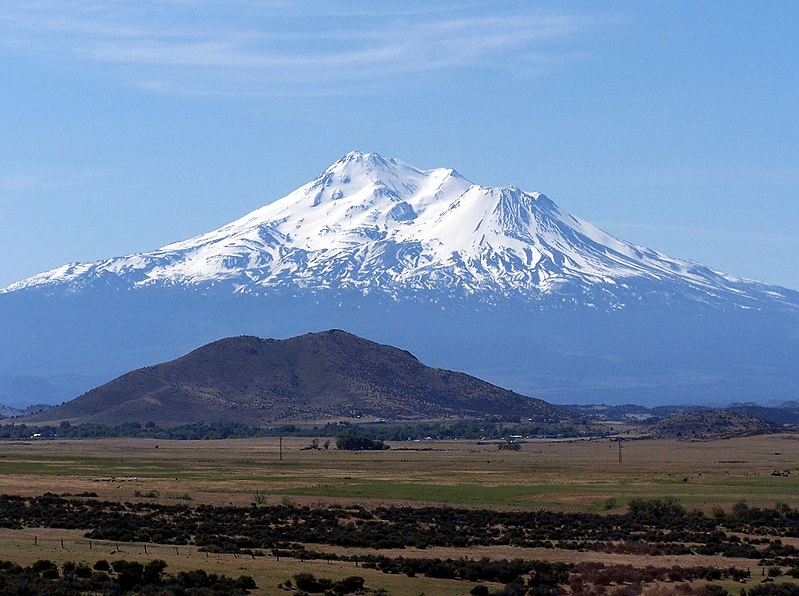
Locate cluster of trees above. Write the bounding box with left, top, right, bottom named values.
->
left=350, top=557, right=782, bottom=596
left=358, top=556, right=569, bottom=585
left=0, top=418, right=585, bottom=441
left=0, top=420, right=264, bottom=440
left=335, top=435, right=388, bottom=450
left=569, top=561, right=750, bottom=594
left=280, top=561, right=568, bottom=596
left=0, top=558, right=256, bottom=595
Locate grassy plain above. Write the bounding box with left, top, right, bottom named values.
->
left=0, top=433, right=797, bottom=595
left=1, top=434, right=796, bottom=511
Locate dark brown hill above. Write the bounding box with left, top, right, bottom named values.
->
left=644, top=410, right=780, bottom=440
left=23, top=330, right=573, bottom=426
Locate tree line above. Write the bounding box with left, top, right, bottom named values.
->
left=0, top=418, right=586, bottom=441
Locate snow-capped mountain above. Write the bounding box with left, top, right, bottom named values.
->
left=2, top=151, right=798, bottom=410
left=6, top=151, right=794, bottom=310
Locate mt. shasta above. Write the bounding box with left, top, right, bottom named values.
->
left=2, top=151, right=798, bottom=408
left=9, top=151, right=794, bottom=311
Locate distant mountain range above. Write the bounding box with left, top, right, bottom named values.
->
left=643, top=410, right=782, bottom=440
left=561, top=402, right=799, bottom=427
left=2, top=151, right=798, bottom=408
left=20, top=331, right=575, bottom=427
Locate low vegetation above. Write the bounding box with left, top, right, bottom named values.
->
left=3, top=493, right=799, bottom=565
left=0, top=558, right=256, bottom=595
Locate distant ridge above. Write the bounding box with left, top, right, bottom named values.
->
left=644, top=410, right=780, bottom=440
left=21, top=330, right=575, bottom=426
left=560, top=402, right=799, bottom=427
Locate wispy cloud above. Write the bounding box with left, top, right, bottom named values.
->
left=1, top=1, right=605, bottom=96
left=597, top=221, right=799, bottom=251
left=0, top=166, right=109, bottom=198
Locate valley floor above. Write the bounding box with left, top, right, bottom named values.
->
left=0, top=434, right=797, bottom=596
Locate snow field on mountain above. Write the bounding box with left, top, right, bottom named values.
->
left=4, top=151, right=797, bottom=312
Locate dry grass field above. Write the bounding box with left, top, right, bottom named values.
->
left=2, top=434, right=795, bottom=510
left=0, top=432, right=797, bottom=595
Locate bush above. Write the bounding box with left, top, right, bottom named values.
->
left=293, top=572, right=333, bottom=593
left=237, top=575, right=258, bottom=590
left=697, top=586, right=728, bottom=596
left=627, top=498, right=686, bottom=524
left=497, top=442, right=522, bottom=451
left=336, top=436, right=388, bottom=451
left=31, top=559, right=58, bottom=574
left=33, top=559, right=60, bottom=579
left=143, top=559, right=167, bottom=584
left=333, top=576, right=365, bottom=594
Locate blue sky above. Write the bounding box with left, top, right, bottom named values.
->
left=2, top=1, right=798, bottom=290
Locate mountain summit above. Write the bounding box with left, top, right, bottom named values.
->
left=6, top=151, right=794, bottom=310
left=2, top=151, right=798, bottom=408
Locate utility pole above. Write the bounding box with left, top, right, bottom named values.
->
left=618, top=440, right=623, bottom=463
